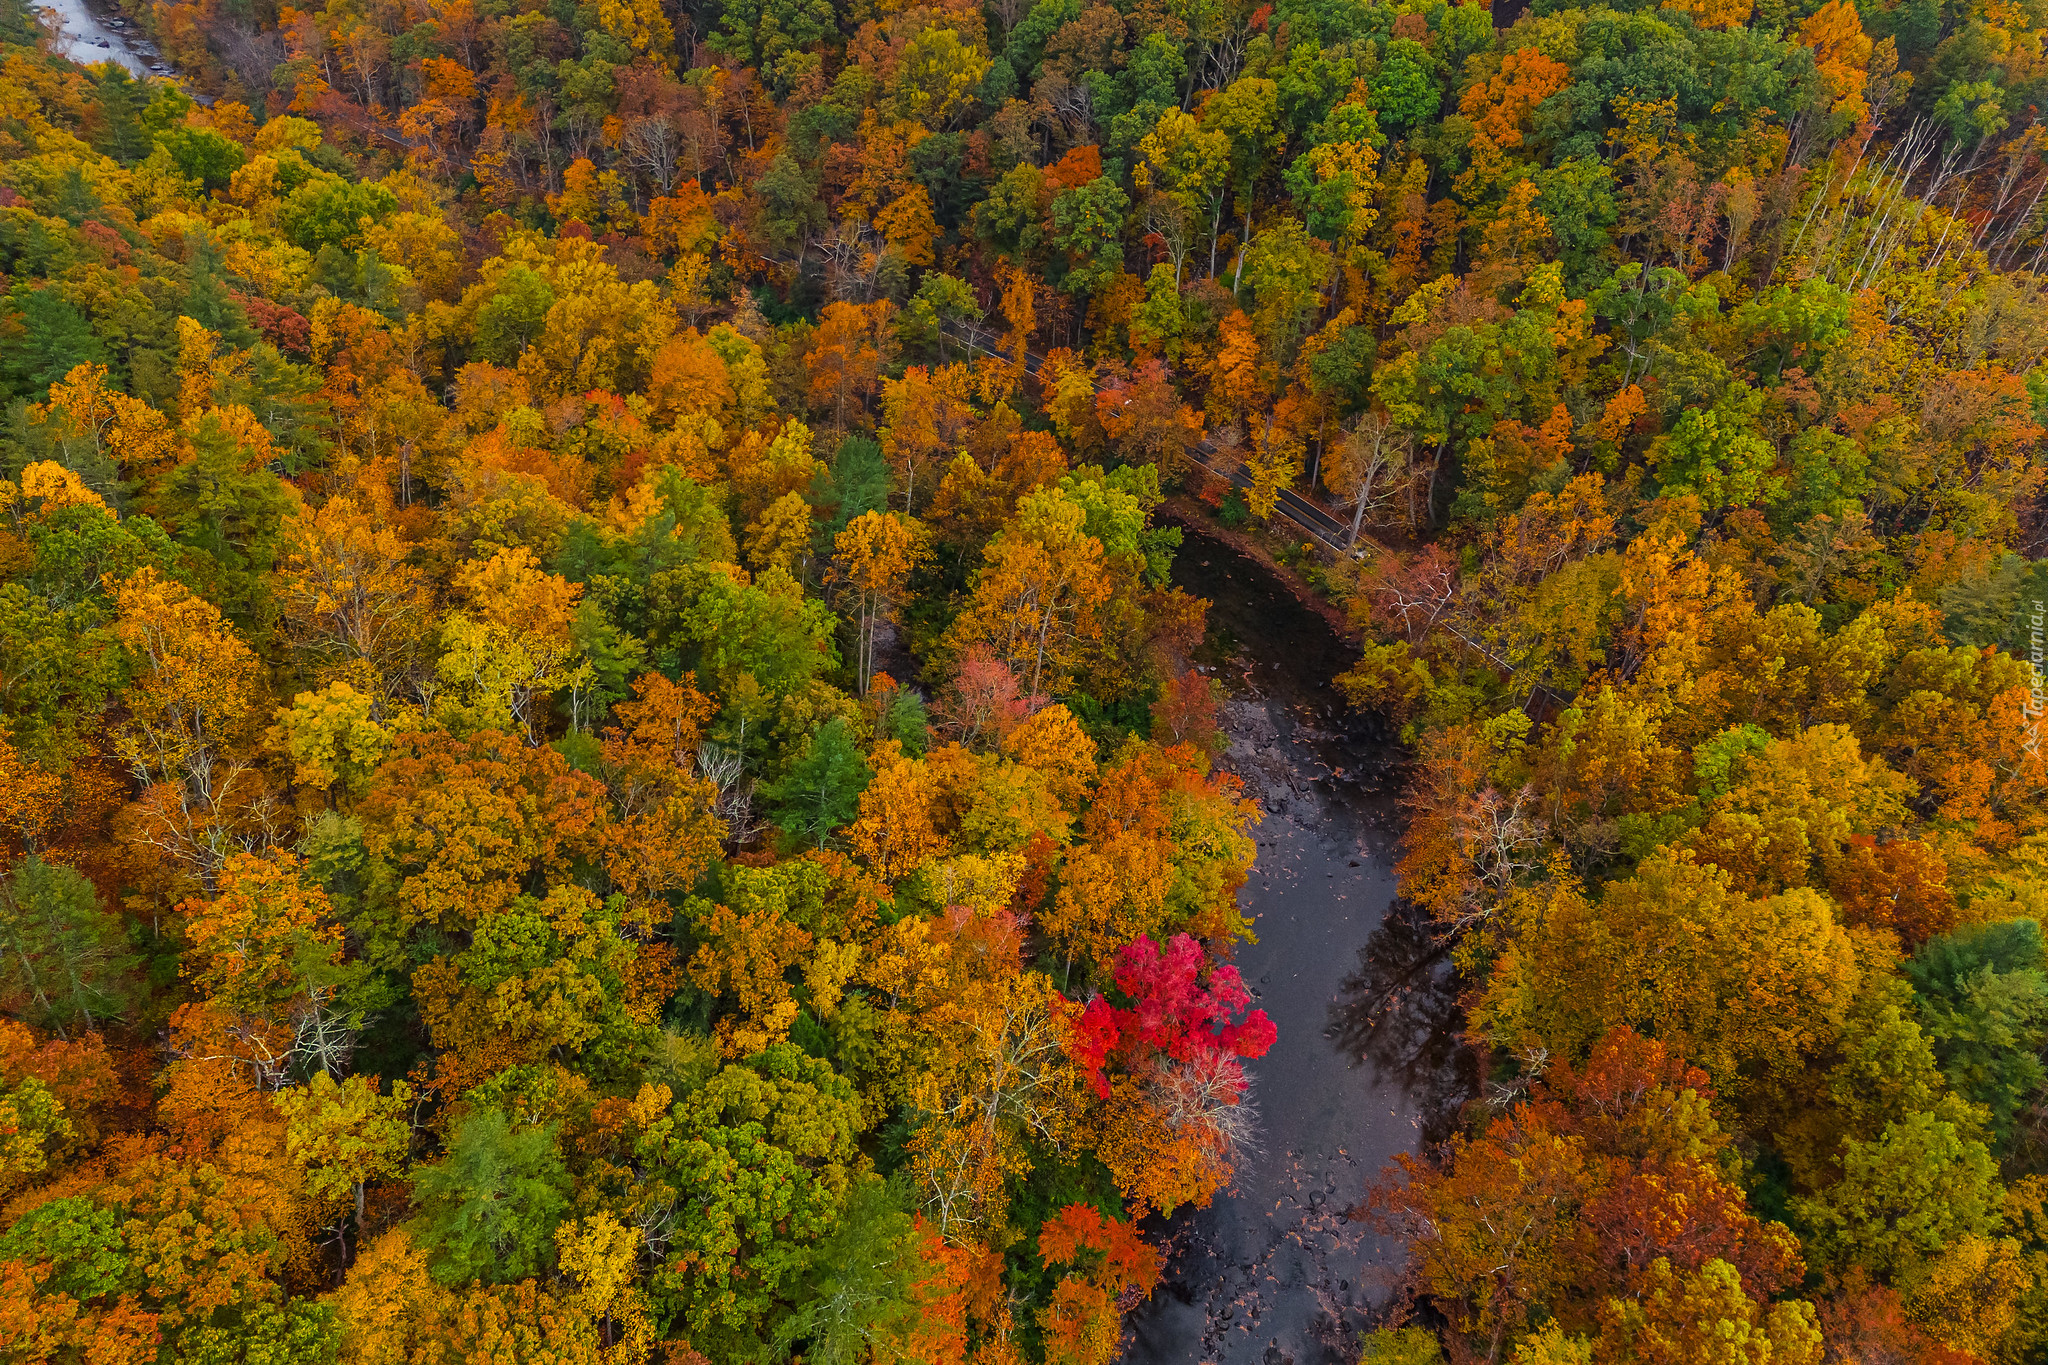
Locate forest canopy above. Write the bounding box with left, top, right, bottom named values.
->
left=1, top=0, right=2047, bottom=1356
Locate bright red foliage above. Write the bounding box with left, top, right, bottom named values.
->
left=1070, top=933, right=1275, bottom=1099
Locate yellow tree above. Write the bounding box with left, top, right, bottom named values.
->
left=832, top=511, right=933, bottom=694
left=176, top=850, right=358, bottom=1086
left=876, top=187, right=941, bottom=267
left=847, top=741, right=950, bottom=881
left=273, top=1070, right=413, bottom=1228
left=598, top=673, right=725, bottom=918
left=808, top=300, right=894, bottom=431
left=438, top=545, right=590, bottom=744
left=1798, top=0, right=1874, bottom=126
left=331, top=1229, right=459, bottom=1365
left=688, top=902, right=814, bottom=1055
left=730, top=418, right=824, bottom=531
left=1475, top=849, right=1859, bottom=1096
left=112, top=569, right=279, bottom=893
left=595, top=0, right=674, bottom=67
left=646, top=328, right=737, bottom=426
left=1243, top=410, right=1305, bottom=522
left=276, top=494, right=435, bottom=699
left=29, top=364, right=182, bottom=492
left=1135, top=108, right=1232, bottom=280
left=889, top=26, right=992, bottom=129
left=881, top=365, right=980, bottom=511
left=945, top=489, right=1114, bottom=696
left=998, top=260, right=1037, bottom=390
left=745, top=491, right=816, bottom=576
left=1036, top=1205, right=1162, bottom=1365
left=273, top=682, right=395, bottom=800
left=903, top=973, right=1081, bottom=1244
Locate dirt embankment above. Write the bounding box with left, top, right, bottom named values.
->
left=1160, top=497, right=1360, bottom=646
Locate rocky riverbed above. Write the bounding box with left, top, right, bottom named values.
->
left=34, top=0, right=154, bottom=75
left=1122, top=530, right=1474, bottom=1365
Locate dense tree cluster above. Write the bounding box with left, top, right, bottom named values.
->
left=0, top=0, right=1279, bottom=1354
left=2, top=0, right=2047, bottom=1354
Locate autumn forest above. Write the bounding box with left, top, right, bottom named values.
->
left=0, top=0, right=2043, bottom=1355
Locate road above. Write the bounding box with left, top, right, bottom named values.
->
left=936, top=317, right=1363, bottom=556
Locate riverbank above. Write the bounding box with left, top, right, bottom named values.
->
left=1161, top=496, right=1359, bottom=645
left=35, top=0, right=152, bottom=74
left=1123, top=533, right=1473, bottom=1365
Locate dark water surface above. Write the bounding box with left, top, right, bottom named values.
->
left=1122, top=530, right=1474, bottom=1365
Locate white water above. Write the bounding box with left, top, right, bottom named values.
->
left=33, top=0, right=155, bottom=76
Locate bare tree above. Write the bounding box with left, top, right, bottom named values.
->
left=818, top=218, right=899, bottom=303
left=621, top=113, right=683, bottom=196
left=694, top=741, right=760, bottom=848
left=218, top=23, right=286, bottom=102
left=1324, top=411, right=1416, bottom=546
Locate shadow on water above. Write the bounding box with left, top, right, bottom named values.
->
left=1328, top=904, right=1480, bottom=1151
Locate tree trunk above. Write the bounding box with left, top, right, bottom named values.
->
left=1231, top=207, right=1252, bottom=295
left=1424, top=435, right=1450, bottom=527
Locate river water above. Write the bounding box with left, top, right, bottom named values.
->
left=1124, top=529, right=1474, bottom=1365
left=33, top=0, right=158, bottom=76
left=15, top=3, right=1470, bottom=1333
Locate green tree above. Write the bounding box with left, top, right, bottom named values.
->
left=420, top=886, right=653, bottom=1083
left=755, top=152, right=828, bottom=251
left=773, top=1177, right=931, bottom=1365
left=709, top=0, right=836, bottom=91
left=1789, top=1109, right=2001, bottom=1277
left=899, top=272, right=982, bottom=361
left=0, top=1197, right=134, bottom=1301
left=156, top=126, right=246, bottom=190
left=156, top=412, right=299, bottom=632
left=1595, top=1259, right=1820, bottom=1365
left=1907, top=919, right=2048, bottom=1149
left=667, top=564, right=838, bottom=698
left=279, top=177, right=399, bottom=254
left=227, top=345, right=334, bottom=473
left=1240, top=219, right=1333, bottom=357
left=183, top=232, right=260, bottom=348
left=1649, top=385, right=1783, bottom=510
left=0, top=856, right=135, bottom=1036
left=1136, top=107, right=1231, bottom=278
left=1369, top=37, right=1441, bottom=132
left=472, top=266, right=556, bottom=366
left=764, top=717, right=873, bottom=849
left=5, top=288, right=107, bottom=397
left=88, top=66, right=152, bottom=162
left=1050, top=178, right=1132, bottom=297
left=409, top=1109, right=572, bottom=1286
left=1360, top=1328, right=1446, bottom=1364
left=1203, top=75, right=1285, bottom=291
left=638, top=1043, right=864, bottom=1356
left=178, top=1300, right=344, bottom=1365
left=819, top=437, right=894, bottom=545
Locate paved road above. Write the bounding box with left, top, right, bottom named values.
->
left=937, top=317, right=1362, bottom=556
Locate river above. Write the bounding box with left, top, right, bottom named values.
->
left=1124, top=529, right=1474, bottom=1365
left=34, top=0, right=161, bottom=77
left=16, top=2, right=1467, bottom=1335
